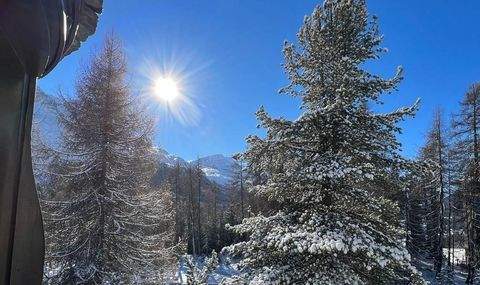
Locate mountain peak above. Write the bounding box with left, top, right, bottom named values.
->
left=192, top=154, right=236, bottom=186
left=155, top=147, right=188, bottom=168
left=156, top=148, right=237, bottom=187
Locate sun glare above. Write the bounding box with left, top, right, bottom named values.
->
left=154, top=77, right=179, bottom=102
left=140, top=56, right=203, bottom=126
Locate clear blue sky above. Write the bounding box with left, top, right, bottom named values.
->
left=38, top=1, right=480, bottom=161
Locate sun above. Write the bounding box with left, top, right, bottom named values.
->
left=154, top=77, right=180, bottom=102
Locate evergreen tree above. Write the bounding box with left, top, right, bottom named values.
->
left=205, top=184, right=220, bottom=251
left=42, top=36, right=178, bottom=283
left=225, top=1, right=424, bottom=283
left=184, top=164, right=210, bottom=255
left=184, top=250, right=219, bottom=285
left=404, top=165, right=428, bottom=259
left=231, top=159, right=247, bottom=220
left=172, top=161, right=185, bottom=243
left=450, top=83, right=480, bottom=284
left=418, top=109, right=448, bottom=277
left=195, top=161, right=204, bottom=253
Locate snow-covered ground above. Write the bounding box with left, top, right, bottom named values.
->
left=417, top=259, right=467, bottom=285
left=443, top=248, right=466, bottom=266
left=168, top=250, right=469, bottom=284
left=167, top=256, right=239, bottom=284
left=417, top=248, right=468, bottom=284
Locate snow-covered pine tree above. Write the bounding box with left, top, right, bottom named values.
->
left=404, top=161, right=430, bottom=260
left=184, top=250, right=219, bottom=285
left=41, top=36, right=178, bottom=284
left=187, top=165, right=199, bottom=255
left=231, top=159, right=248, bottom=221
left=450, top=83, right=480, bottom=284
left=418, top=109, right=448, bottom=276
left=205, top=183, right=221, bottom=252
left=225, top=1, right=424, bottom=284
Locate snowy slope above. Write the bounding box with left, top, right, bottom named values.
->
left=156, top=148, right=189, bottom=168
left=191, top=154, right=237, bottom=186
left=155, top=150, right=236, bottom=187
left=168, top=255, right=240, bottom=285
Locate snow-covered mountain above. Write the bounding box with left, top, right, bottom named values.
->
left=156, top=148, right=189, bottom=168
left=191, top=154, right=237, bottom=187
left=156, top=149, right=236, bottom=187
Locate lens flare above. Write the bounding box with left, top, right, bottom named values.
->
left=154, top=77, right=179, bottom=102
left=136, top=45, right=210, bottom=127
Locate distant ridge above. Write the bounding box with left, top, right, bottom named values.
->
left=156, top=150, right=236, bottom=187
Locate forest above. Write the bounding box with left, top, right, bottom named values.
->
left=30, top=0, right=480, bottom=284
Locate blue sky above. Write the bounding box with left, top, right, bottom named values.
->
left=38, top=1, right=480, bottom=161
